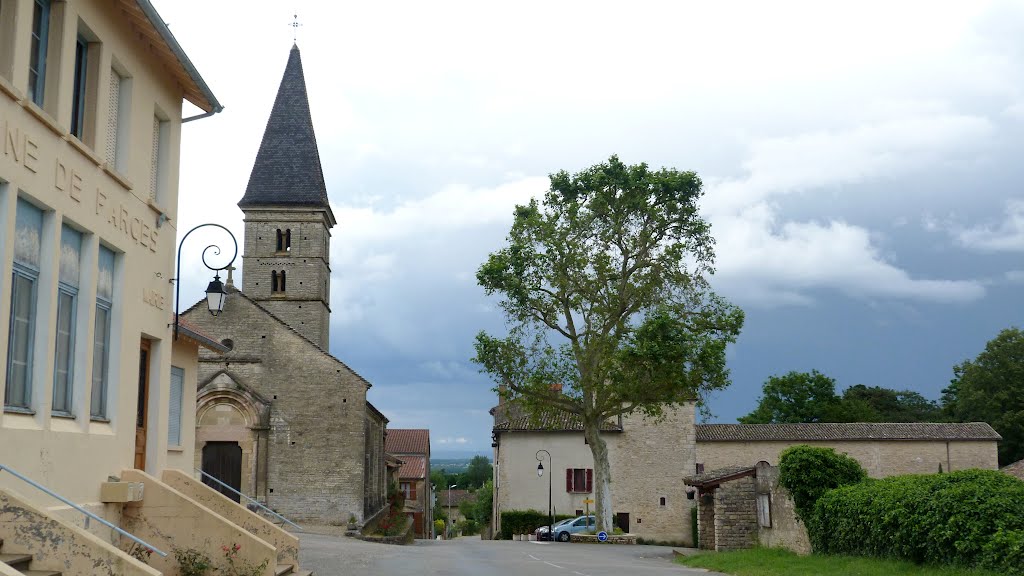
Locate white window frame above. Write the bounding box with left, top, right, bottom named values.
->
left=6, top=264, right=38, bottom=410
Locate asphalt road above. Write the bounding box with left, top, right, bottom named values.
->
left=298, top=533, right=726, bottom=576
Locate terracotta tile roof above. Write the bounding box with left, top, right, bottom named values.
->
left=695, top=422, right=1001, bottom=442
left=1002, top=459, right=1024, bottom=480
left=441, top=489, right=477, bottom=508
left=492, top=403, right=622, bottom=433
left=397, top=455, right=426, bottom=480
left=684, top=465, right=757, bottom=488
left=386, top=429, right=430, bottom=455
left=176, top=318, right=230, bottom=353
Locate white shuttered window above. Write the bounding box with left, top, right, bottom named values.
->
left=105, top=70, right=119, bottom=162
left=168, top=365, right=183, bottom=446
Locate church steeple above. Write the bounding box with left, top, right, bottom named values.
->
left=239, top=45, right=334, bottom=350
left=239, top=45, right=335, bottom=223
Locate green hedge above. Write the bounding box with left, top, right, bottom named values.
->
left=499, top=510, right=574, bottom=539
left=778, top=445, right=866, bottom=523
left=812, top=469, right=1024, bottom=574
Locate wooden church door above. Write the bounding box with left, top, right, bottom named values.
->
left=202, top=442, right=243, bottom=502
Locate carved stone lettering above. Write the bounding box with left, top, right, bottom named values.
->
left=69, top=169, right=82, bottom=202
left=5, top=124, right=22, bottom=163
left=55, top=159, right=67, bottom=191
left=23, top=135, right=38, bottom=173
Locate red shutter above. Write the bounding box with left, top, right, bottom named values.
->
left=566, top=468, right=574, bottom=492
left=585, top=469, right=593, bottom=493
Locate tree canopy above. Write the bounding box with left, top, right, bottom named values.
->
left=473, top=155, right=744, bottom=531
left=740, top=370, right=943, bottom=424
left=942, top=327, right=1024, bottom=466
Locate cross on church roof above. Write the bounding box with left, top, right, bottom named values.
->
left=290, top=14, right=302, bottom=43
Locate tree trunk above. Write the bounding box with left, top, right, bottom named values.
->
left=583, top=422, right=614, bottom=532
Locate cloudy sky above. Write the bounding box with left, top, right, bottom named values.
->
left=157, top=1, right=1024, bottom=456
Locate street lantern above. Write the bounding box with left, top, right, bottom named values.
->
left=205, top=273, right=227, bottom=316
left=448, top=484, right=457, bottom=539
left=536, top=449, right=552, bottom=540
left=173, top=223, right=238, bottom=339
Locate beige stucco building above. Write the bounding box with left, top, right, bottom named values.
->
left=0, top=2, right=313, bottom=574
left=492, top=402, right=696, bottom=543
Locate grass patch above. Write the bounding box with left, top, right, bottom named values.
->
left=675, top=547, right=1005, bottom=576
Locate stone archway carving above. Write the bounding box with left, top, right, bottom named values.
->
left=196, top=371, right=272, bottom=502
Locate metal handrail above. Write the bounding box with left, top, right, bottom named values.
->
left=194, top=469, right=302, bottom=532
left=0, top=464, right=167, bottom=557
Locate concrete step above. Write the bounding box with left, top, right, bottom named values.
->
left=0, top=553, right=32, bottom=571
left=275, top=564, right=294, bottom=576
left=292, top=571, right=313, bottom=576
left=22, top=571, right=62, bottom=576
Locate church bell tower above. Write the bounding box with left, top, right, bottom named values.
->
left=238, top=45, right=335, bottom=349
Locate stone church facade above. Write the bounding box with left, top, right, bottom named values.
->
left=182, top=44, right=388, bottom=524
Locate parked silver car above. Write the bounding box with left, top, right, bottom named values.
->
left=551, top=515, right=596, bottom=542
left=533, top=518, right=573, bottom=541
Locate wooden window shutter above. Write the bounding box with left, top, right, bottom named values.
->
left=585, top=469, right=593, bottom=493
left=566, top=468, right=573, bottom=492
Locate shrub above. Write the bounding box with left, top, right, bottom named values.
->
left=434, top=519, right=445, bottom=537
left=778, top=445, right=866, bottom=523
left=812, top=469, right=1024, bottom=574
left=499, top=510, right=574, bottom=539
left=172, top=546, right=212, bottom=576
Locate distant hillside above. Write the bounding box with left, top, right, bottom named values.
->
left=432, top=456, right=491, bottom=474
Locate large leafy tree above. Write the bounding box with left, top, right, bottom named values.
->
left=739, top=370, right=840, bottom=424
left=741, top=371, right=945, bottom=424
left=841, top=385, right=943, bottom=423
left=942, top=328, right=1024, bottom=466
left=473, top=156, right=744, bottom=532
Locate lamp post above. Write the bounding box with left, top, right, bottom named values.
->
left=173, top=223, right=238, bottom=339
left=448, top=484, right=457, bottom=539
left=536, top=449, right=552, bottom=540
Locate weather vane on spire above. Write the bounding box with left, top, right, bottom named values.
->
left=290, top=13, right=302, bottom=43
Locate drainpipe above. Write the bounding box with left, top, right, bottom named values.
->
left=183, top=106, right=224, bottom=123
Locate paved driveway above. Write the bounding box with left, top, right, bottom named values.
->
left=298, top=532, right=725, bottom=576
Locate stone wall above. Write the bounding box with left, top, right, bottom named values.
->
left=698, top=493, right=715, bottom=550
left=712, top=475, right=757, bottom=551
left=241, top=208, right=333, bottom=348
left=754, top=463, right=810, bottom=554
left=364, top=407, right=388, bottom=518
left=610, top=405, right=697, bottom=543
left=697, top=439, right=998, bottom=478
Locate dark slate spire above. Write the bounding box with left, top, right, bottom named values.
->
left=239, top=45, right=331, bottom=213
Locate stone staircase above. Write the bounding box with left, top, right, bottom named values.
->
left=275, top=563, right=312, bottom=576
left=0, top=539, right=61, bottom=576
